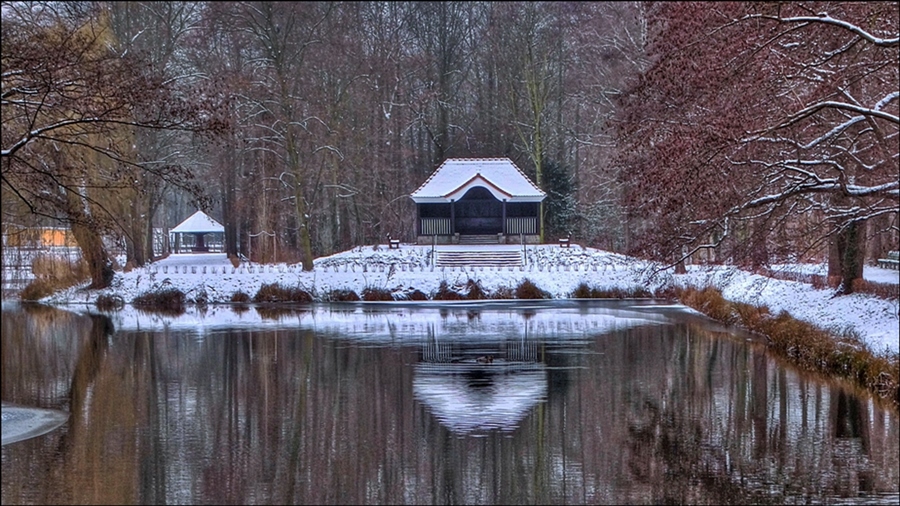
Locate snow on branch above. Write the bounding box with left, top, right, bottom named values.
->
left=766, top=92, right=899, bottom=133
left=745, top=13, right=899, bottom=47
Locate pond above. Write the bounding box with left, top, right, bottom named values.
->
left=1, top=300, right=898, bottom=505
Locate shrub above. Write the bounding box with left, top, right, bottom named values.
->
left=230, top=291, right=251, bottom=303
left=95, top=294, right=125, bottom=311
left=433, top=281, right=462, bottom=300
left=362, top=287, right=393, bottom=301
left=465, top=279, right=488, bottom=300
left=408, top=289, right=429, bottom=301
left=133, top=288, right=186, bottom=314
left=515, top=279, right=549, bottom=299
left=328, top=289, right=362, bottom=302
left=253, top=283, right=312, bottom=303
left=571, top=282, right=593, bottom=298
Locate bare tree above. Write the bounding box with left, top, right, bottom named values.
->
left=2, top=2, right=213, bottom=286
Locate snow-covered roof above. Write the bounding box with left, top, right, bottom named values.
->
left=170, top=211, right=224, bottom=234
left=410, top=158, right=545, bottom=203
left=413, top=363, right=547, bottom=434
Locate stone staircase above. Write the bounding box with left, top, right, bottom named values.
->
left=435, top=250, right=523, bottom=268
left=458, top=234, right=501, bottom=245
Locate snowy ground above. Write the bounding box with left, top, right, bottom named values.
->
left=35, top=243, right=900, bottom=356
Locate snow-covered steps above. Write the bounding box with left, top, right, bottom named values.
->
left=458, top=235, right=502, bottom=245
left=436, top=250, right=523, bottom=267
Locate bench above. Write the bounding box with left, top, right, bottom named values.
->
left=877, top=250, right=899, bottom=270
left=559, top=237, right=570, bottom=248
left=389, top=239, right=401, bottom=249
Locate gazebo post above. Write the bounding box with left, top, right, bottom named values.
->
left=450, top=199, right=455, bottom=236
left=502, top=199, right=507, bottom=235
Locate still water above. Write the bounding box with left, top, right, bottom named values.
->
left=1, top=300, right=898, bottom=505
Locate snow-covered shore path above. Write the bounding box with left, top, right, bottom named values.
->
left=42, top=244, right=899, bottom=355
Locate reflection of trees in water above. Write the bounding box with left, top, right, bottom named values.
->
left=2, top=307, right=898, bottom=504
left=610, top=325, right=890, bottom=504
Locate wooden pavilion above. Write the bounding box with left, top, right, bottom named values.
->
left=410, top=158, right=545, bottom=244
left=169, top=210, right=225, bottom=253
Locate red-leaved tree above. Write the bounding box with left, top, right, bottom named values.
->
left=613, top=1, right=898, bottom=292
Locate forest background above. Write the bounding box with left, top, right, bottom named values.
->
left=2, top=1, right=897, bottom=291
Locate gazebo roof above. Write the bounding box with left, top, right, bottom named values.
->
left=170, top=211, right=224, bottom=233
left=410, top=158, right=545, bottom=204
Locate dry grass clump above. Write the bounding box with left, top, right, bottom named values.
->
left=230, top=291, right=251, bottom=303
left=227, top=254, right=241, bottom=268
left=407, top=289, right=429, bottom=301
left=21, top=255, right=90, bottom=301
left=515, top=279, right=549, bottom=299
left=850, top=278, right=899, bottom=300
left=95, top=294, right=125, bottom=311
left=491, top=286, right=516, bottom=299
left=31, top=254, right=89, bottom=281
left=465, top=279, right=488, bottom=300
left=652, top=285, right=679, bottom=301
left=571, top=282, right=653, bottom=299
left=133, top=288, right=186, bottom=314
left=571, top=282, right=593, bottom=298
left=678, top=286, right=739, bottom=325
left=327, top=289, right=361, bottom=302
left=253, top=283, right=312, bottom=303
left=433, top=281, right=463, bottom=300
left=678, top=285, right=899, bottom=411
left=20, top=280, right=57, bottom=301
left=361, top=287, right=393, bottom=301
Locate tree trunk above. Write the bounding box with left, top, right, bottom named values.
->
left=831, top=219, right=867, bottom=295
left=223, top=143, right=239, bottom=258
left=70, top=221, right=114, bottom=289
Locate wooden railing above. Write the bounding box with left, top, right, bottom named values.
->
left=420, top=218, right=451, bottom=235
left=506, top=217, right=537, bottom=235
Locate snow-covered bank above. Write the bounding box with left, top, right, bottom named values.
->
left=682, top=265, right=899, bottom=356
left=41, top=243, right=899, bottom=355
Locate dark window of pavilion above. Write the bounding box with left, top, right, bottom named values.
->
left=456, top=187, right=502, bottom=235
left=419, top=203, right=451, bottom=218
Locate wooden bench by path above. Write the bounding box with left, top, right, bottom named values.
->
left=877, top=250, right=899, bottom=270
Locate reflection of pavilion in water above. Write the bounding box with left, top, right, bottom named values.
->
left=413, top=322, right=548, bottom=435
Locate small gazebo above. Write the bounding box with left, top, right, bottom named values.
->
left=169, top=210, right=225, bottom=253
left=410, top=158, right=545, bottom=244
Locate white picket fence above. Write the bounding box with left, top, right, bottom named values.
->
left=140, top=259, right=620, bottom=276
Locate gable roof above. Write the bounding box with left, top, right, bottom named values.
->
left=410, top=158, right=545, bottom=203
left=170, top=211, right=224, bottom=233
left=412, top=363, right=548, bottom=435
